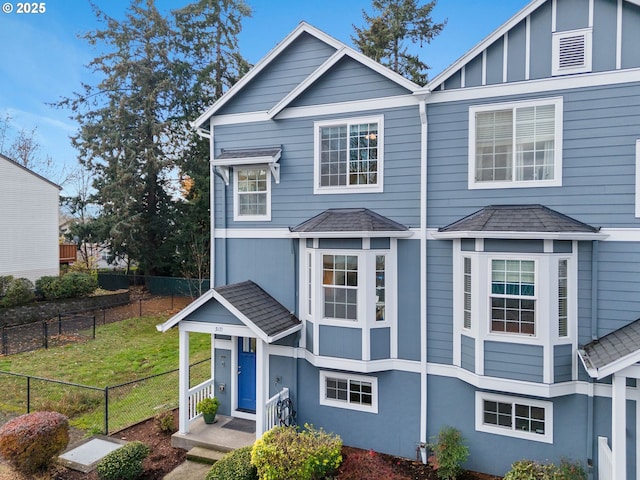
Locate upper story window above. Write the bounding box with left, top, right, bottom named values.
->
left=233, top=167, right=271, bottom=221
left=314, top=116, right=384, bottom=194
left=469, top=98, right=563, bottom=189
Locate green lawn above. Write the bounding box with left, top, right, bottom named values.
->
left=0, top=315, right=212, bottom=433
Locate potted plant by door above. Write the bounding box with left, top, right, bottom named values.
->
left=196, top=396, right=220, bottom=424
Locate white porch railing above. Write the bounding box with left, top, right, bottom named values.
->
left=598, top=436, right=613, bottom=480
left=264, top=387, right=290, bottom=432
left=187, top=378, right=216, bottom=423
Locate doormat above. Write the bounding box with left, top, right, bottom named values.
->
left=222, top=418, right=256, bottom=433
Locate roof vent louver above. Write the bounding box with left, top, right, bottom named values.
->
left=552, top=28, right=592, bottom=76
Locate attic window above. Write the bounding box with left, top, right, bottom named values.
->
left=552, top=28, right=592, bottom=76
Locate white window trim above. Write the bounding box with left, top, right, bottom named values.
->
left=475, top=392, right=553, bottom=443
left=468, top=97, right=563, bottom=190
left=453, top=244, right=578, bottom=383
left=313, top=115, right=384, bottom=195
left=233, top=166, right=272, bottom=222
left=635, top=139, right=640, bottom=218
left=320, top=370, right=378, bottom=413
left=552, top=28, right=593, bottom=77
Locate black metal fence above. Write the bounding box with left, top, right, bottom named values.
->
left=0, top=358, right=211, bottom=435
left=98, top=273, right=210, bottom=297
left=0, top=295, right=193, bottom=356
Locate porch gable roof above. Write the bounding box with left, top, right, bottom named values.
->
left=156, top=281, right=301, bottom=343
left=578, top=318, right=640, bottom=379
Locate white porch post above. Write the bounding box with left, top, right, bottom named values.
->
left=255, top=339, right=266, bottom=438
left=178, top=326, right=190, bottom=434
left=612, top=372, right=627, bottom=480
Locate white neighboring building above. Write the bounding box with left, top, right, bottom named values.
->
left=0, top=153, right=60, bottom=283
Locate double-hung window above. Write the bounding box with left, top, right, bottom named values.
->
left=322, top=254, right=358, bottom=321
left=476, top=392, right=552, bottom=443
left=490, top=259, right=536, bottom=335
left=233, top=167, right=271, bottom=221
left=469, top=98, right=562, bottom=189
left=314, top=116, right=384, bottom=194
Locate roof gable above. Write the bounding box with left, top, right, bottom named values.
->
left=0, top=153, right=60, bottom=190
left=425, top=0, right=640, bottom=92
left=194, top=22, right=418, bottom=128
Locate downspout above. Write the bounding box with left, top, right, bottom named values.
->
left=195, top=124, right=215, bottom=289
left=292, top=239, right=299, bottom=414
left=586, top=240, right=599, bottom=478
left=419, top=97, right=429, bottom=459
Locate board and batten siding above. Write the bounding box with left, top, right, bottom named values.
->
left=0, top=158, right=59, bottom=283
left=213, top=104, right=422, bottom=229
left=438, top=0, right=640, bottom=91
left=216, top=32, right=337, bottom=115
left=426, top=81, right=640, bottom=229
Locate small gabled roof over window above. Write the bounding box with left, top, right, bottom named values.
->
left=578, top=319, right=640, bottom=379
left=156, top=280, right=301, bottom=343
left=212, top=147, right=282, bottom=185
left=290, top=208, right=412, bottom=238
left=433, top=204, right=605, bottom=240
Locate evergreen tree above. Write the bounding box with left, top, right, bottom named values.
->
left=353, top=0, right=446, bottom=86
left=58, top=0, right=251, bottom=278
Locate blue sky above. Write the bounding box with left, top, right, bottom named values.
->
left=0, top=0, right=529, bottom=193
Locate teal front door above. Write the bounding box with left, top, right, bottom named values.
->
left=238, top=337, right=256, bottom=412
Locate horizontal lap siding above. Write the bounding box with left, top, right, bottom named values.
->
left=427, top=82, right=640, bottom=228
left=427, top=240, right=453, bottom=364
left=461, top=335, right=475, bottom=372
left=397, top=240, right=421, bottom=361
left=292, top=57, right=411, bottom=106
left=319, top=325, right=361, bottom=360
left=595, top=241, right=640, bottom=336
left=0, top=160, right=59, bottom=283
left=214, top=105, right=421, bottom=228
left=296, top=360, right=421, bottom=459
left=554, top=344, right=573, bottom=382
left=217, top=33, right=336, bottom=115
left=428, top=375, right=589, bottom=476
left=622, top=2, right=640, bottom=69
left=370, top=328, right=391, bottom=360
left=484, top=341, right=544, bottom=382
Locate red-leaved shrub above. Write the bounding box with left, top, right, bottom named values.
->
left=0, top=411, right=69, bottom=474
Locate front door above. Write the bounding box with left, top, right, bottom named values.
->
left=237, top=337, right=256, bottom=412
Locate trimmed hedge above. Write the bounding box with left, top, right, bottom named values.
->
left=96, top=440, right=150, bottom=480
left=36, top=272, right=98, bottom=300
left=0, top=411, right=69, bottom=474
left=2, top=278, right=35, bottom=307
left=206, top=445, right=257, bottom=480
left=252, top=424, right=342, bottom=480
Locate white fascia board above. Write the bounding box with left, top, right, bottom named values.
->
left=426, top=0, right=547, bottom=91
left=211, top=151, right=281, bottom=168
left=431, top=230, right=607, bottom=241
left=267, top=323, right=303, bottom=343
left=211, top=290, right=271, bottom=343
left=156, top=289, right=216, bottom=332
left=422, top=66, right=640, bottom=104
left=192, top=22, right=344, bottom=129
left=269, top=47, right=418, bottom=119
left=288, top=230, right=414, bottom=239
left=578, top=348, right=640, bottom=380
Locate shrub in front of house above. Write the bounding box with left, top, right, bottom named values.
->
left=206, top=445, right=257, bottom=480
left=1, top=277, right=35, bottom=307
left=0, top=275, right=13, bottom=297
left=0, top=411, right=69, bottom=475
left=96, top=440, right=150, bottom=480
left=504, top=458, right=587, bottom=480
left=36, top=272, right=98, bottom=300
left=428, top=426, right=469, bottom=480
left=251, top=424, right=342, bottom=480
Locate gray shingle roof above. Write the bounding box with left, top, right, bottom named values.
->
left=580, top=319, right=640, bottom=373
left=290, top=208, right=409, bottom=233
left=216, top=147, right=281, bottom=160
left=438, top=205, right=600, bottom=233
left=214, top=281, right=300, bottom=338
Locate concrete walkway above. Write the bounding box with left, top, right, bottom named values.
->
left=163, top=460, right=211, bottom=480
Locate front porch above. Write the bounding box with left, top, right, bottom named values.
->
left=171, top=414, right=255, bottom=451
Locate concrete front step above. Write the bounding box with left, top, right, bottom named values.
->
left=186, top=446, right=227, bottom=465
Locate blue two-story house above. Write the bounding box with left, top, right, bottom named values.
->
left=158, top=0, right=640, bottom=477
